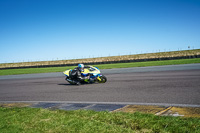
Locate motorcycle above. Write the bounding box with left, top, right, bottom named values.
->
left=63, top=66, right=107, bottom=85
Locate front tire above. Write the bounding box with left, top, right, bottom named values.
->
left=97, top=75, right=107, bottom=83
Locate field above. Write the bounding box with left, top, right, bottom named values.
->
left=0, top=58, right=200, bottom=76
left=0, top=49, right=200, bottom=69
left=0, top=107, right=199, bottom=133
left=0, top=58, right=200, bottom=75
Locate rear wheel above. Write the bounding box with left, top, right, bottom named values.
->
left=97, top=75, right=107, bottom=83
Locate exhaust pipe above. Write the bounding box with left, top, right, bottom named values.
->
left=66, top=78, right=76, bottom=84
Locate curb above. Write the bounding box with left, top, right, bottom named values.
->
left=0, top=102, right=200, bottom=118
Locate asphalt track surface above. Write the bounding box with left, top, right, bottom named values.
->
left=0, top=64, right=200, bottom=107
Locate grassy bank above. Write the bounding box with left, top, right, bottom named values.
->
left=0, top=58, right=200, bottom=76
left=1, top=49, right=200, bottom=69
left=0, top=107, right=199, bottom=133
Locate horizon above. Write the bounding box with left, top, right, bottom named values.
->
left=0, top=48, right=199, bottom=64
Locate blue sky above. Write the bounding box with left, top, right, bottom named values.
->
left=0, top=0, right=200, bottom=63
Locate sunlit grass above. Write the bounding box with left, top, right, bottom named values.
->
left=0, top=58, right=200, bottom=76
left=1, top=49, right=200, bottom=69
left=0, top=107, right=199, bottom=133
left=95, top=58, right=200, bottom=69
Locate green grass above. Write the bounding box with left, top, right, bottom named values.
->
left=0, top=107, right=199, bottom=133
left=0, top=58, right=200, bottom=76
left=95, top=58, right=200, bottom=69
left=1, top=49, right=200, bottom=69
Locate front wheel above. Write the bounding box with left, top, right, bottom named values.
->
left=97, top=75, right=107, bottom=83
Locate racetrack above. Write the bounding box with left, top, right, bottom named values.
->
left=0, top=64, right=200, bottom=106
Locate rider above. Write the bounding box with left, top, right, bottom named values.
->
left=69, top=64, right=90, bottom=85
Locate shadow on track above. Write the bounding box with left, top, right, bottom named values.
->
left=57, top=83, right=74, bottom=86
left=58, top=83, right=98, bottom=86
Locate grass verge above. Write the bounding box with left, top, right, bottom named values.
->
left=0, top=58, right=200, bottom=76
left=1, top=49, right=200, bottom=69
left=0, top=107, right=199, bottom=133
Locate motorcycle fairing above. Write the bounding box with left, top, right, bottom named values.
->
left=63, top=66, right=101, bottom=77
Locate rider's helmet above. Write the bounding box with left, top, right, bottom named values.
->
left=78, top=64, right=84, bottom=72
